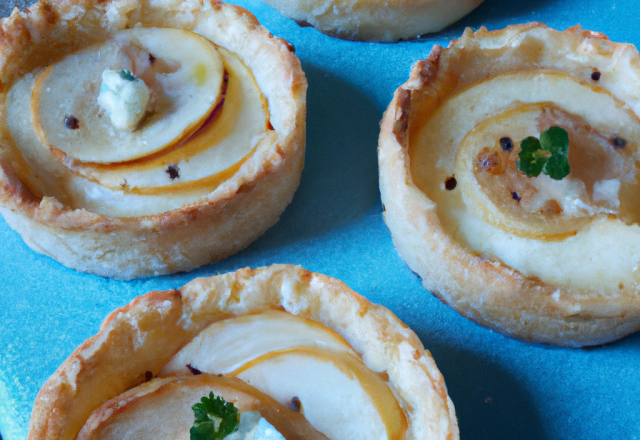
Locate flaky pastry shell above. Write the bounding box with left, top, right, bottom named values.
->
left=379, top=23, right=640, bottom=347
left=260, top=0, right=483, bottom=42
left=0, top=0, right=306, bottom=279
left=28, top=265, right=459, bottom=440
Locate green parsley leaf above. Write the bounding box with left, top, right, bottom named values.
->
left=540, top=126, right=570, bottom=180
left=190, top=392, right=239, bottom=440
left=516, top=126, right=571, bottom=180
left=516, top=136, right=550, bottom=177
left=118, top=69, right=137, bottom=81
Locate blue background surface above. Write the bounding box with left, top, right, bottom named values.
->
left=0, top=0, right=639, bottom=438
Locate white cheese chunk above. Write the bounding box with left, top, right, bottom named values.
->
left=593, top=179, right=621, bottom=208
left=97, top=69, right=150, bottom=131
left=227, top=411, right=286, bottom=440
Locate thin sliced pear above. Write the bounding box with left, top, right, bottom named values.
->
left=77, top=374, right=328, bottom=440
left=412, top=71, right=640, bottom=238
left=64, top=47, right=268, bottom=192
left=6, top=71, right=246, bottom=217
left=233, top=348, right=407, bottom=440
left=31, top=27, right=224, bottom=163
left=160, top=310, right=356, bottom=376
left=412, top=70, right=640, bottom=201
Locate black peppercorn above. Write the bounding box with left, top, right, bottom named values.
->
left=500, top=136, right=514, bottom=152
left=591, top=70, right=601, bottom=81
left=64, top=115, right=79, bottom=130
left=445, top=176, right=457, bottom=190
left=511, top=191, right=521, bottom=202
left=612, top=136, right=627, bottom=149
left=166, top=165, right=180, bottom=180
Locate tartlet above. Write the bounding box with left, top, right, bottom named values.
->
left=378, top=23, right=640, bottom=347
left=260, top=0, right=484, bottom=42
left=0, top=0, right=306, bottom=279
left=28, top=265, right=459, bottom=440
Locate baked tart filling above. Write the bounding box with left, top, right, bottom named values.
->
left=379, top=23, right=640, bottom=346
left=0, top=0, right=306, bottom=278
left=27, top=266, right=459, bottom=440
left=7, top=27, right=270, bottom=216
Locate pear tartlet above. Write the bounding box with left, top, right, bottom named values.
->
left=28, top=265, right=459, bottom=440
left=379, top=23, right=640, bottom=347
left=260, top=0, right=484, bottom=42
left=0, top=0, right=306, bottom=279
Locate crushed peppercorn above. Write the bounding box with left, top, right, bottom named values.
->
left=511, top=191, right=521, bottom=202
left=591, top=71, right=601, bottom=81
left=186, top=364, right=202, bottom=375
left=500, top=136, right=514, bottom=152
left=287, top=396, right=302, bottom=412
left=612, top=136, right=627, bottom=149
left=148, top=53, right=156, bottom=64
left=445, top=176, right=457, bottom=190
left=166, top=165, right=180, bottom=180
left=144, top=371, right=153, bottom=381
left=64, top=115, right=79, bottom=130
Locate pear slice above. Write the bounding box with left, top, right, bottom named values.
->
left=31, top=27, right=224, bottom=163
left=233, top=347, right=407, bottom=440
left=160, top=310, right=356, bottom=376
left=77, top=374, right=328, bottom=440
left=63, top=47, right=269, bottom=193
left=160, top=312, right=407, bottom=439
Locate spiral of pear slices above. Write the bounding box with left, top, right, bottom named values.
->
left=5, top=27, right=269, bottom=216
left=379, top=23, right=640, bottom=346
left=28, top=266, right=459, bottom=440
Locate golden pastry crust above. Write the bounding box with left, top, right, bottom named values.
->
left=261, top=0, right=484, bottom=42
left=378, top=23, right=640, bottom=347
left=28, top=265, right=459, bottom=440
left=0, top=0, right=306, bottom=279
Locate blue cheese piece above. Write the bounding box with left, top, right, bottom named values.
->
left=227, top=411, right=286, bottom=440
left=97, top=69, right=150, bottom=131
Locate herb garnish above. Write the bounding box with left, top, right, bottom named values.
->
left=118, top=69, right=137, bottom=81
left=190, top=392, right=239, bottom=440
left=517, top=126, right=570, bottom=180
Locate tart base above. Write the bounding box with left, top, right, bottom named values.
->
left=0, top=0, right=307, bottom=279
left=28, top=265, right=459, bottom=440
left=261, top=0, right=484, bottom=42
left=378, top=23, right=640, bottom=347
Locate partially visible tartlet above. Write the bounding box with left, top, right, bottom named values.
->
left=0, top=0, right=306, bottom=279
left=379, top=23, right=640, bottom=346
left=260, top=0, right=484, bottom=42
left=28, top=265, right=459, bottom=440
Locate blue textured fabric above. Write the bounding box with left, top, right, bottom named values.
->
left=0, top=0, right=639, bottom=439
